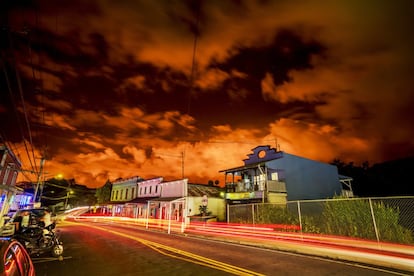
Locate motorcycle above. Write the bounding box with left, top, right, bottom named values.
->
left=13, top=221, right=64, bottom=257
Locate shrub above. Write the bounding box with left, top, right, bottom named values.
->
left=255, top=204, right=300, bottom=231
left=321, top=196, right=413, bottom=244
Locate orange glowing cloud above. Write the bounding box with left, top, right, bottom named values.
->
left=5, top=1, right=414, bottom=189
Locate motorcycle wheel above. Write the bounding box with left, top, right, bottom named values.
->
left=51, top=244, right=64, bottom=257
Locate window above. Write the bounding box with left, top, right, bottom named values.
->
left=144, top=187, right=147, bottom=194
left=125, top=189, right=128, bottom=199
left=116, top=190, right=119, bottom=200
left=155, top=185, right=158, bottom=193
left=139, top=187, right=142, bottom=195
left=132, top=188, right=135, bottom=198
left=120, top=190, right=123, bottom=199
left=149, top=186, right=152, bottom=194
left=254, top=174, right=266, bottom=190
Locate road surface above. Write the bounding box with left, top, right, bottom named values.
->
left=33, top=221, right=408, bottom=276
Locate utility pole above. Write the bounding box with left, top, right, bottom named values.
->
left=33, top=157, right=45, bottom=205
left=64, top=180, right=72, bottom=210
left=274, top=136, right=281, bottom=151
left=181, top=151, right=185, bottom=179
left=156, top=151, right=185, bottom=179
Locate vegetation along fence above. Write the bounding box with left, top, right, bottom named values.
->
left=227, top=196, right=414, bottom=245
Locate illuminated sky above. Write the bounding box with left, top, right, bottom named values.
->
left=1, top=1, right=414, bottom=188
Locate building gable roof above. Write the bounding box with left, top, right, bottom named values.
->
left=243, top=145, right=283, bottom=165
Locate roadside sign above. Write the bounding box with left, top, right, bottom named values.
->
left=202, top=195, right=208, bottom=206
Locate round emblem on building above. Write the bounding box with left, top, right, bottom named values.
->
left=258, top=150, right=266, bottom=158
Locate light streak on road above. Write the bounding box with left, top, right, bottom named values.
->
left=63, top=212, right=414, bottom=259
left=187, top=221, right=414, bottom=257
left=61, top=210, right=414, bottom=273
left=66, top=221, right=265, bottom=276
left=185, top=222, right=414, bottom=273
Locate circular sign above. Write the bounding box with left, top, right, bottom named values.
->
left=258, top=150, right=266, bottom=158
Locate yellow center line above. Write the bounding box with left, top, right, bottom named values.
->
left=65, top=221, right=265, bottom=276
left=144, top=242, right=248, bottom=275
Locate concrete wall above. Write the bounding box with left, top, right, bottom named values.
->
left=161, top=179, right=188, bottom=197
left=267, top=193, right=287, bottom=204
left=187, top=196, right=226, bottom=221
left=138, top=177, right=163, bottom=198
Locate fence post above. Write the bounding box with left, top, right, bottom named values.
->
left=167, top=202, right=172, bottom=234
left=297, top=201, right=303, bottom=238
left=181, top=199, right=186, bottom=233
left=146, top=201, right=150, bottom=229
left=227, top=204, right=229, bottom=223
left=368, top=198, right=381, bottom=246
left=252, top=204, right=255, bottom=226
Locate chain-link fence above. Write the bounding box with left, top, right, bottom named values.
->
left=227, top=196, right=414, bottom=245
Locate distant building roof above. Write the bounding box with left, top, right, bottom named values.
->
left=339, top=174, right=353, bottom=181
left=188, top=184, right=222, bottom=198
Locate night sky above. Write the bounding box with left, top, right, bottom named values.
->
left=1, top=0, right=414, bottom=188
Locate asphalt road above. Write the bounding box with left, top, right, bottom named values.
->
left=32, top=221, right=407, bottom=276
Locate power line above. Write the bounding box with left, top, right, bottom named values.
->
left=187, top=1, right=201, bottom=116
left=1, top=50, right=37, bottom=175
left=1, top=7, right=50, bottom=186
left=12, top=35, right=38, bottom=174
left=155, top=151, right=185, bottom=179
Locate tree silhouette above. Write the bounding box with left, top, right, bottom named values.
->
left=95, top=180, right=112, bottom=204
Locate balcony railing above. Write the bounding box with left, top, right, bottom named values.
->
left=225, top=180, right=286, bottom=194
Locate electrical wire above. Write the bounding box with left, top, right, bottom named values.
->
left=1, top=51, right=37, bottom=175
left=12, top=35, right=38, bottom=174
left=1, top=5, right=50, bottom=185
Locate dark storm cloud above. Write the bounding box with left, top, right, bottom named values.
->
left=187, top=28, right=326, bottom=129
left=217, top=28, right=325, bottom=84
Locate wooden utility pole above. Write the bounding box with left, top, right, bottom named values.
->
left=181, top=151, right=185, bottom=179
left=64, top=180, right=72, bottom=210
left=33, top=157, right=45, bottom=204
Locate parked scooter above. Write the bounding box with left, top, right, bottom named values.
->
left=13, top=221, right=64, bottom=257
